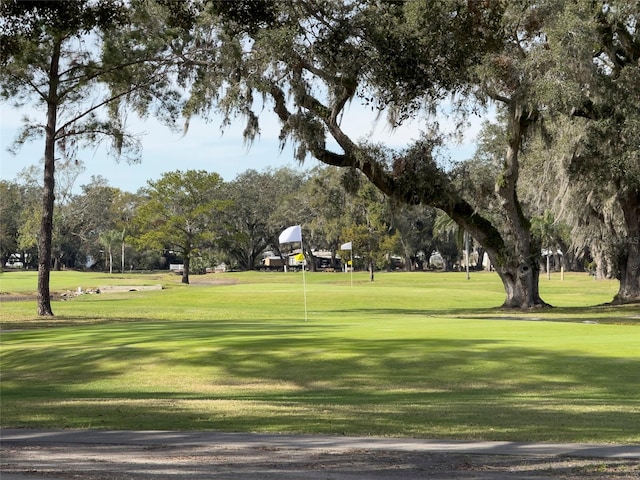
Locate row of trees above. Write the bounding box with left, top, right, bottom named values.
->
left=0, top=165, right=496, bottom=282
left=1, top=0, right=638, bottom=314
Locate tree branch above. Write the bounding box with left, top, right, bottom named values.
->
left=54, top=72, right=164, bottom=138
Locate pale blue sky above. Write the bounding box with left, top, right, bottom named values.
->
left=0, top=100, right=482, bottom=193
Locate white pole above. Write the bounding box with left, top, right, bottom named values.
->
left=547, top=251, right=551, bottom=280
left=301, top=240, right=308, bottom=322
left=465, top=231, right=470, bottom=280
left=350, top=249, right=354, bottom=287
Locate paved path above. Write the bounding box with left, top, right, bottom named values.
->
left=2, top=429, right=639, bottom=480
left=2, top=429, right=639, bottom=458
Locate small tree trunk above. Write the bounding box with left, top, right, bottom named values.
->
left=37, top=151, right=54, bottom=316
left=182, top=255, right=190, bottom=284
left=121, top=236, right=125, bottom=274
left=331, top=250, right=340, bottom=270
left=307, top=249, right=318, bottom=272
left=405, top=254, right=413, bottom=272
left=475, top=247, right=485, bottom=271
left=37, top=40, right=62, bottom=317
left=546, top=253, right=550, bottom=280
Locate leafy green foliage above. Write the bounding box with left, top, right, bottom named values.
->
left=217, top=167, right=307, bottom=270
left=360, top=0, right=504, bottom=122
left=0, top=181, right=24, bottom=266
left=131, top=170, right=229, bottom=283
left=519, top=0, right=640, bottom=300
left=0, top=0, right=129, bottom=63
left=207, top=0, right=278, bottom=34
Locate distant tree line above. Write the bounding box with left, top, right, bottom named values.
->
left=1, top=161, right=592, bottom=284
left=0, top=166, right=455, bottom=279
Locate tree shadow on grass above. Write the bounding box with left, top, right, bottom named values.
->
left=326, top=304, right=640, bottom=325
left=2, top=318, right=639, bottom=441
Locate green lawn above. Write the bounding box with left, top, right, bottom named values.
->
left=1, top=270, right=638, bottom=443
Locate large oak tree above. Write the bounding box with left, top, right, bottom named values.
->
left=533, top=0, right=640, bottom=303
left=181, top=0, right=556, bottom=308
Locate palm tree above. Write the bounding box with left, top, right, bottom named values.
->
left=99, top=230, right=122, bottom=274
left=531, top=210, right=561, bottom=280
left=433, top=211, right=470, bottom=276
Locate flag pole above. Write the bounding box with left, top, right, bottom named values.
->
left=350, top=248, right=353, bottom=287
left=340, top=241, right=354, bottom=288
left=279, top=225, right=307, bottom=322
left=301, top=239, right=308, bottom=322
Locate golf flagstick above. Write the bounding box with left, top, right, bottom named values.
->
left=301, top=239, right=308, bottom=322
left=278, top=225, right=307, bottom=322
left=350, top=248, right=353, bottom=287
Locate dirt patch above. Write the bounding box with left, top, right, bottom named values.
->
left=0, top=286, right=162, bottom=302
left=1, top=443, right=638, bottom=480
left=97, top=285, right=163, bottom=293
left=188, top=275, right=240, bottom=286
left=0, top=293, right=39, bottom=303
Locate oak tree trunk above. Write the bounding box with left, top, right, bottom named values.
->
left=495, top=260, right=548, bottom=309
left=490, top=103, right=549, bottom=309
left=612, top=191, right=640, bottom=303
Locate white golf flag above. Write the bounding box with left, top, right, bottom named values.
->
left=340, top=241, right=352, bottom=250
left=279, top=225, right=302, bottom=244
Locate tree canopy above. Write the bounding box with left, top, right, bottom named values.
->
left=132, top=169, right=229, bottom=284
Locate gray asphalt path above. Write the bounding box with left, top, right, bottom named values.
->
left=2, top=428, right=639, bottom=458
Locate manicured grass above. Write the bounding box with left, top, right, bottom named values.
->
left=1, top=270, right=638, bottom=443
